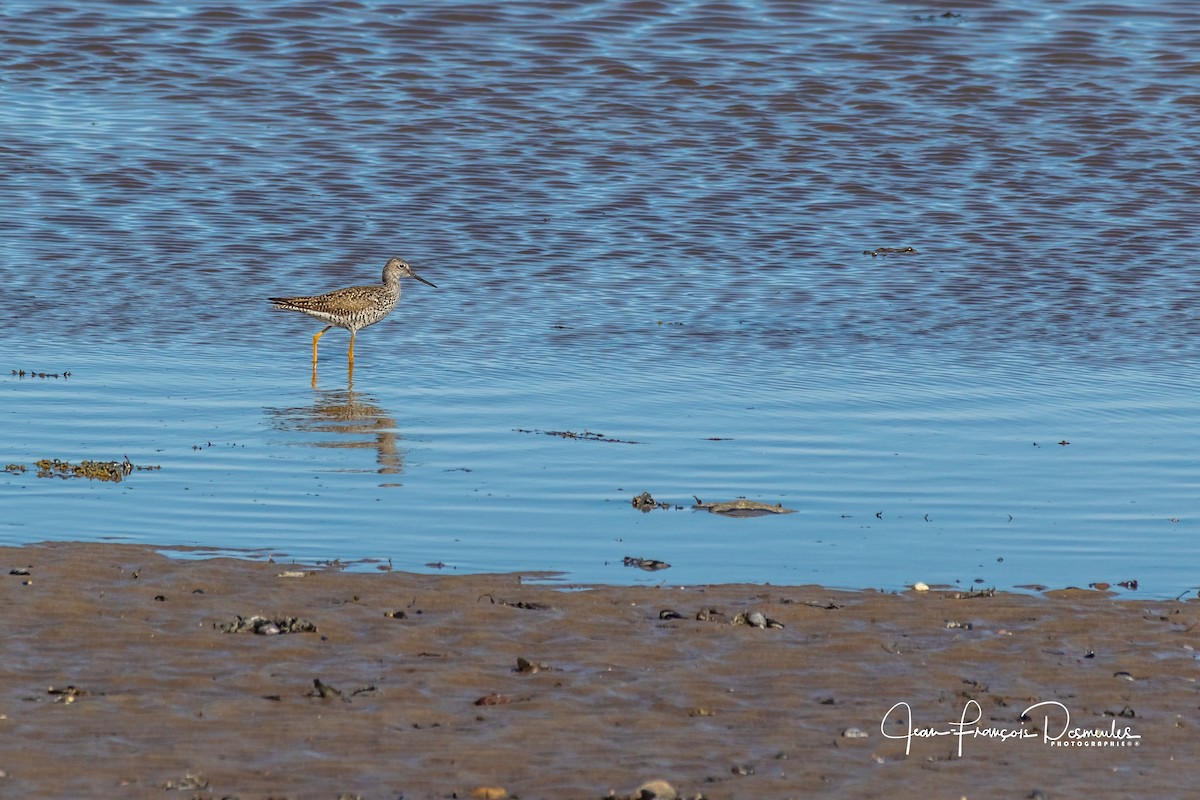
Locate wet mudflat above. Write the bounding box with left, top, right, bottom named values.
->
left=4, top=0, right=1200, bottom=592
left=0, top=542, right=1195, bottom=798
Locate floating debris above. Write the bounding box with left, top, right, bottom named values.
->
left=623, top=556, right=671, bottom=571
left=474, top=693, right=512, bottom=706
left=732, top=611, right=785, bottom=629
left=863, top=246, right=918, bottom=257
left=219, top=615, right=317, bottom=635
left=514, top=657, right=552, bottom=674
left=696, top=607, right=723, bottom=621
left=33, top=457, right=160, bottom=483
left=631, top=491, right=679, bottom=512
left=10, top=369, right=70, bottom=379
left=692, top=496, right=796, bottom=517
left=659, top=609, right=685, bottom=620
left=913, top=582, right=930, bottom=592
left=47, top=685, right=88, bottom=704
left=513, top=428, right=640, bottom=444
left=842, top=727, right=870, bottom=739
left=945, top=620, right=974, bottom=630
left=913, top=11, right=963, bottom=21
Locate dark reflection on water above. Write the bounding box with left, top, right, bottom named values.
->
left=265, top=387, right=404, bottom=485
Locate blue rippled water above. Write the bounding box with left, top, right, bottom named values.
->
left=2, top=0, right=1198, bottom=595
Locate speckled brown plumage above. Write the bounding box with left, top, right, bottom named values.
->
left=269, top=257, right=435, bottom=366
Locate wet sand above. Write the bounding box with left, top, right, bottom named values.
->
left=0, top=542, right=1195, bottom=798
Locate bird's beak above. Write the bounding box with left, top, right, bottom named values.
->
left=410, top=270, right=437, bottom=288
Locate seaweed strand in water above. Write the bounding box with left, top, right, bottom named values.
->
left=513, top=428, right=640, bottom=444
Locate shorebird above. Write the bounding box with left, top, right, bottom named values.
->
left=269, top=257, right=436, bottom=366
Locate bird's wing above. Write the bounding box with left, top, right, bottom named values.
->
left=271, top=285, right=378, bottom=314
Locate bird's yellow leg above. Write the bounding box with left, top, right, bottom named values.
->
left=312, top=325, right=332, bottom=365
left=348, top=330, right=356, bottom=365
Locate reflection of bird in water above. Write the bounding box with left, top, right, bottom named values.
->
left=269, top=257, right=436, bottom=370
left=266, top=388, right=404, bottom=482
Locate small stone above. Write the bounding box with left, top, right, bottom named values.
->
left=633, top=779, right=677, bottom=800
left=913, top=582, right=930, bottom=592
left=470, top=787, right=507, bottom=800
left=842, top=727, right=869, bottom=739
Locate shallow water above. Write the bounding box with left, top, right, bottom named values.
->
left=2, top=0, right=1198, bottom=596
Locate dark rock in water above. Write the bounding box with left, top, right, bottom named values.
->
left=623, top=556, right=671, bottom=571
left=692, top=496, right=796, bottom=517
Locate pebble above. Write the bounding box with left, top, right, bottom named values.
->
left=470, top=787, right=507, bottom=800
left=633, top=779, right=677, bottom=800
left=731, top=610, right=785, bottom=628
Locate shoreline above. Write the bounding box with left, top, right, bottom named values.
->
left=1, top=540, right=1195, bottom=797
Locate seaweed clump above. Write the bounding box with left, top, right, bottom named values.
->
left=34, top=457, right=160, bottom=483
